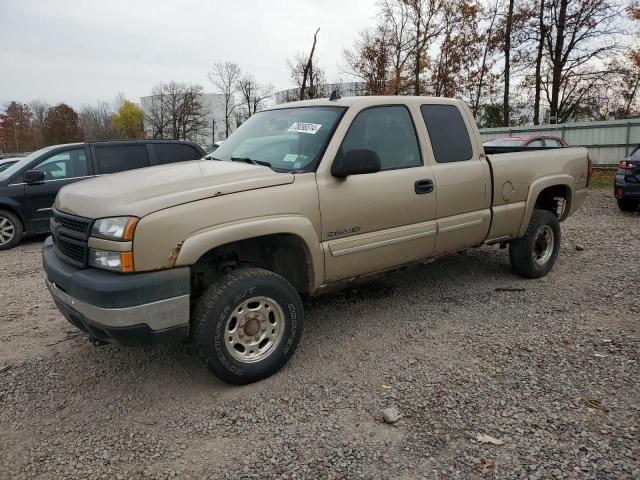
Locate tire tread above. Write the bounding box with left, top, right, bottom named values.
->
left=192, top=267, right=302, bottom=384
left=509, top=209, right=560, bottom=279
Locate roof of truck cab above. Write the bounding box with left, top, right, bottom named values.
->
left=265, top=96, right=464, bottom=110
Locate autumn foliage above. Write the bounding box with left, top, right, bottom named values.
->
left=0, top=97, right=145, bottom=154
left=343, top=0, right=638, bottom=126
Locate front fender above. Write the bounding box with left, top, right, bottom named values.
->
left=175, top=214, right=325, bottom=290
left=517, top=174, right=575, bottom=237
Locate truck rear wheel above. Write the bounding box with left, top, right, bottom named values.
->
left=509, top=209, right=561, bottom=279
left=192, top=268, right=303, bottom=385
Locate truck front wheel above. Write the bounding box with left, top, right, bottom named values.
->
left=509, top=209, right=561, bottom=279
left=192, top=268, right=304, bottom=385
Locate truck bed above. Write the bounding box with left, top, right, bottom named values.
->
left=484, top=147, right=590, bottom=243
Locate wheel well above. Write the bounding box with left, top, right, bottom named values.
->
left=534, top=185, right=570, bottom=219
left=0, top=205, right=25, bottom=229
left=190, top=234, right=313, bottom=299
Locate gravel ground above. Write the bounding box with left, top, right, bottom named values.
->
left=1, top=190, right=638, bottom=480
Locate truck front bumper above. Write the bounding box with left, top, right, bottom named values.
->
left=42, top=237, right=190, bottom=345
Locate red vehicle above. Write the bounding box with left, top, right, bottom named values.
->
left=484, top=135, right=569, bottom=148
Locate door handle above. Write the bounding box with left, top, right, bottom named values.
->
left=415, top=179, right=434, bottom=194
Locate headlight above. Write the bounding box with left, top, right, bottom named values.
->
left=91, top=216, right=138, bottom=241
left=88, top=249, right=134, bottom=272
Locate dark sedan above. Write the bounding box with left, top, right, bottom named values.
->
left=614, top=146, right=640, bottom=212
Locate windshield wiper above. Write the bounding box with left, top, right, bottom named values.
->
left=230, top=156, right=272, bottom=168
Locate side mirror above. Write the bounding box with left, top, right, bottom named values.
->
left=331, top=149, right=381, bottom=177
left=24, top=170, right=45, bottom=185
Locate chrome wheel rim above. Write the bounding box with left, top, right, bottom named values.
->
left=224, top=296, right=285, bottom=363
left=0, top=216, right=16, bottom=245
left=533, top=225, right=554, bottom=265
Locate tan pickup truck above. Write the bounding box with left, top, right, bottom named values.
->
left=43, top=96, right=591, bottom=384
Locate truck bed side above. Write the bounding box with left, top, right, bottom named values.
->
left=485, top=147, right=589, bottom=242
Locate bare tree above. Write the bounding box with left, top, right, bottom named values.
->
left=300, top=28, right=320, bottom=100
left=143, top=81, right=209, bottom=140
left=343, top=25, right=392, bottom=94
left=502, top=0, right=515, bottom=126
left=287, top=52, right=327, bottom=99
left=472, top=0, right=500, bottom=116
left=28, top=99, right=50, bottom=149
left=144, top=84, right=169, bottom=139
left=431, top=0, right=482, bottom=99
left=208, top=62, right=241, bottom=137
left=78, top=101, right=117, bottom=141
left=532, top=0, right=547, bottom=124
left=544, top=0, right=622, bottom=122
left=404, top=0, right=444, bottom=95
left=236, top=74, right=275, bottom=122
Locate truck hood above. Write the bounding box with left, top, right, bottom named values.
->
left=55, top=160, right=295, bottom=219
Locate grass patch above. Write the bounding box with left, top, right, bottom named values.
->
left=590, top=168, right=615, bottom=190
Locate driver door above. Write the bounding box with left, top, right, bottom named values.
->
left=316, top=105, right=437, bottom=283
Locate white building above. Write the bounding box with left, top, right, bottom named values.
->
left=140, top=92, right=234, bottom=146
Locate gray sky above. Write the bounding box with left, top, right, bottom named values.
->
left=0, top=0, right=376, bottom=108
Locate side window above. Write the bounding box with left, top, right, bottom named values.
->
left=94, top=145, right=149, bottom=174
left=34, top=149, right=88, bottom=180
left=544, top=138, right=561, bottom=148
left=339, top=105, right=421, bottom=171
left=420, top=104, right=473, bottom=163
left=528, top=139, right=544, bottom=147
left=154, top=144, right=200, bottom=165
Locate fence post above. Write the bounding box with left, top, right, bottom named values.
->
left=626, top=122, right=631, bottom=156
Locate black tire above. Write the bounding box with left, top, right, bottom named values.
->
left=192, top=267, right=304, bottom=385
left=617, top=199, right=639, bottom=212
left=0, top=209, right=23, bottom=251
left=509, top=209, right=561, bottom=279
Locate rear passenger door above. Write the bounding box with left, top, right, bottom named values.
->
left=92, top=144, right=150, bottom=175
left=419, top=103, right=491, bottom=255
left=151, top=143, right=202, bottom=165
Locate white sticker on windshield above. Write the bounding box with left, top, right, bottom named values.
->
left=288, top=122, right=322, bottom=134
left=282, top=154, right=298, bottom=163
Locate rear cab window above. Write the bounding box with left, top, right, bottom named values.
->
left=153, top=143, right=201, bottom=165
left=420, top=104, right=473, bottom=163
left=94, top=145, right=149, bottom=174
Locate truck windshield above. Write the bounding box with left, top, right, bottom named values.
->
left=212, top=106, right=346, bottom=172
